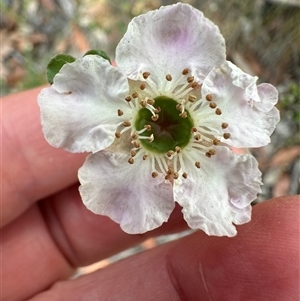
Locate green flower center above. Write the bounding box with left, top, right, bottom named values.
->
left=135, top=96, right=194, bottom=153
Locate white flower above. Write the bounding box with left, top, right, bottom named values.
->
left=38, top=3, right=280, bottom=236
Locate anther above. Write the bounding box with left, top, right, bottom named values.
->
left=140, top=100, right=147, bottom=107
left=215, top=108, right=222, bottom=115
left=130, top=150, right=137, bottom=157
left=140, top=83, right=146, bottom=90
left=176, top=104, right=183, bottom=112
left=223, top=133, right=231, bottom=139
left=191, top=82, right=199, bottom=89
left=213, top=138, right=220, bottom=145
left=131, top=132, right=138, bottom=139
left=195, top=161, right=201, bottom=168
left=151, top=114, right=159, bottom=121
left=191, top=127, right=198, bottom=133
left=142, top=72, right=150, bottom=79
left=154, top=107, right=161, bottom=113
left=208, top=149, right=216, bottom=155
left=209, top=102, right=217, bottom=109
left=221, top=122, right=228, bottom=129
left=167, top=150, right=174, bottom=157
left=123, top=121, right=131, bottom=127
left=117, top=109, right=124, bottom=116
left=188, top=95, right=197, bottom=102
left=182, top=68, right=190, bottom=75
left=128, top=158, right=134, bottom=164
left=194, top=133, right=201, bottom=141
left=166, top=74, right=172, bottom=81
left=152, top=171, right=158, bottom=178
left=115, top=132, right=121, bottom=138
left=182, top=172, right=188, bottom=179
left=179, top=111, right=188, bottom=118
left=144, top=124, right=152, bottom=131
left=133, top=141, right=140, bottom=148
left=147, top=98, right=155, bottom=105
left=132, top=92, right=138, bottom=98
left=143, top=155, right=148, bottom=160
left=173, top=172, right=179, bottom=180
left=125, top=96, right=132, bottom=102
left=175, top=146, right=182, bottom=153
left=148, top=134, right=154, bottom=142
left=187, top=76, right=194, bottom=83
left=206, top=94, right=213, bottom=101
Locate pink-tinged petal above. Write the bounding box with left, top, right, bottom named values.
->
left=174, top=147, right=262, bottom=237
left=78, top=151, right=174, bottom=234
left=116, top=3, right=225, bottom=86
left=201, top=61, right=280, bottom=148
left=38, top=55, right=130, bottom=153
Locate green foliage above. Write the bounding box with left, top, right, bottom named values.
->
left=84, top=50, right=111, bottom=64
left=280, top=83, right=300, bottom=123
left=46, top=54, right=76, bottom=84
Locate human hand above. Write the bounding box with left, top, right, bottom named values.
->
left=2, top=87, right=299, bottom=301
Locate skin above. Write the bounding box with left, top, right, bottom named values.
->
left=1, top=87, right=299, bottom=301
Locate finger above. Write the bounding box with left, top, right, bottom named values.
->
left=2, top=185, right=187, bottom=301
left=1, top=87, right=86, bottom=227
left=28, top=196, right=299, bottom=301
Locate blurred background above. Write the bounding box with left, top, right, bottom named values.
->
left=1, top=0, right=299, bottom=270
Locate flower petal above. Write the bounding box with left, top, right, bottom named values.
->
left=78, top=151, right=174, bottom=234
left=38, top=55, right=130, bottom=153
left=201, top=61, right=280, bottom=148
left=174, top=147, right=262, bottom=236
left=116, top=3, right=225, bottom=86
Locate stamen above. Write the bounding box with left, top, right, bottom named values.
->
left=221, top=122, right=228, bottom=129
left=131, top=132, right=138, bottom=139
left=117, top=109, right=124, bottom=116
left=191, top=82, right=199, bottom=89
left=195, top=161, right=201, bottom=168
left=166, top=74, right=172, bottom=81
left=209, top=102, right=217, bottom=109
left=147, top=98, right=155, bottom=105
left=187, top=76, right=194, bottom=83
left=179, top=111, right=188, bottom=118
left=144, top=124, right=151, bottom=131
left=194, top=133, right=201, bottom=141
left=143, top=72, right=150, bottom=79
left=213, top=138, right=220, bottom=145
left=152, top=171, right=158, bottom=178
left=167, top=150, right=174, bottom=158
left=223, top=133, right=231, bottom=139
left=132, top=92, right=138, bottom=98
left=188, top=95, right=197, bottom=102
left=182, top=172, right=188, bottom=179
left=115, top=132, right=121, bottom=138
left=125, top=96, right=132, bottom=102
left=182, top=68, right=190, bottom=75
left=123, top=121, right=131, bottom=127
left=130, top=150, right=137, bottom=157
left=143, top=155, right=148, bottom=160
left=128, top=158, right=134, bottom=164
left=151, top=114, right=159, bottom=121
left=140, top=83, right=146, bottom=90
left=132, top=140, right=140, bottom=148
left=206, top=94, right=213, bottom=101
left=140, top=100, right=147, bottom=107
left=148, top=134, right=154, bottom=142
left=215, top=108, right=222, bottom=115
left=175, top=146, right=182, bottom=153
left=176, top=103, right=183, bottom=112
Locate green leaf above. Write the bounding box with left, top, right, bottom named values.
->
left=46, top=54, right=76, bottom=84
left=83, top=49, right=111, bottom=64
